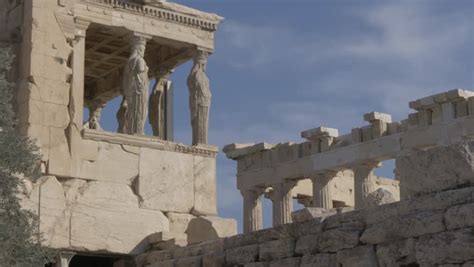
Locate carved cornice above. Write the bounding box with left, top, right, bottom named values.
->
left=83, top=129, right=218, bottom=157
left=82, top=0, right=221, bottom=31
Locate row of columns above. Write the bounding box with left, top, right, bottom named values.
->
left=72, top=17, right=211, bottom=146
left=240, top=163, right=380, bottom=233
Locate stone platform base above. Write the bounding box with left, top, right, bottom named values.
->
left=137, top=185, right=474, bottom=266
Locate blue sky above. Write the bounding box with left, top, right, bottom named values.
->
left=98, top=0, right=474, bottom=232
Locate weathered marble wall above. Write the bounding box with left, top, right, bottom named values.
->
left=138, top=185, right=474, bottom=267
left=138, top=141, right=474, bottom=266
left=11, top=0, right=230, bottom=256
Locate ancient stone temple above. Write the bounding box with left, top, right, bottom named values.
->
left=1, top=0, right=237, bottom=265
left=141, top=89, right=474, bottom=267
left=223, top=89, right=474, bottom=234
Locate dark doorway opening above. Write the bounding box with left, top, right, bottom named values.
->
left=69, top=255, right=118, bottom=267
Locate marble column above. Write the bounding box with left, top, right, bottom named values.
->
left=353, top=162, right=379, bottom=210
left=271, top=181, right=296, bottom=227
left=241, top=189, right=263, bottom=233
left=311, top=171, right=338, bottom=209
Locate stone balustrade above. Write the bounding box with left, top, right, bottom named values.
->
left=223, top=89, right=474, bottom=232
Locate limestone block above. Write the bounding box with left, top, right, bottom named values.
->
left=295, top=234, right=322, bottom=255
left=32, top=76, right=70, bottom=105
left=224, top=233, right=259, bottom=250
left=391, top=186, right=474, bottom=223
left=244, top=263, right=268, bottom=267
left=468, top=97, right=474, bottom=116
left=259, top=239, right=295, bottom=261
left=167, top=212, right=196, bottom=234
left=148, top=259, right=174, bottom=267
left=226, top=244, right=259, bottom=265
left=48, top=126, right=72, bottom=176
left=138, top=148, right=194, bottom=213
left=269, top=257, right=301, bottom=267
left=146, top=250, right=173, bottom=264
left=376, top=238, right=416, bottom=267
left=445, top=203, right=474, bottom=230
left=187, top=216, right=237, bottom=244
left=70, top=181, right=169, bottom=254
left=397, top=141, right=474, bottom=199
left=360, top=211, right=445, bottom=244
left=387, top=122, right=401, bottom=135
left=415, top=228, right=474, bottom=265
left=301, top=254, right=337, bottom=267
left=28, top=53, right=71, bottom=82
left=301, top=127, right=339, bottom=140
left=152, top=238, right=187, bottom=251
left=455, top=100, right=469, bottom=118
left=29, top=24, right=73, bottom=58
left=17, top=99, right=43, bottom=125
left=19, top=123, right=50, bottom=161
left=149, top=231, right=188, bottom=250
left=361, top=125, right=373, bottom=142
left=202, top=252, right=225, bottom=267
left=76, top=142, right=139, bottom=184
left=199, top=239, right=225, bottom=254
left=364, top=112, right=392, bottom=123
left=407, top=113, right=419, bottom=129
left=173, top=243, right=204, bottom=258
left=337, top=245, right=378, bottom=267
left=371, top=120, right=388, bottom=138
left=317, top=228, right=360, bottom=252
left=291, top=207, right=337, bottom=223
left=351, top=128, right=362, bottom=143
left=174, top=256, right=202, bottom=267
left=20, top=176, right=69, bottom=248
left=365, top=188, right=397, bottom=208
left=193, top=156, right=217, bottom=215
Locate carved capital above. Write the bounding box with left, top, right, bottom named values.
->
left=311, top=170, right=339, bottom=181
left=240, top=187, right=266, bottom=199
left=133, top=32, right=153, bottom=40
left=74, top=17, right=90, bottom=37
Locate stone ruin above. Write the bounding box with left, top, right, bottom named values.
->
left=2, top=0, right=474, bottom=266
left=140, top=89, right=474, bottom=267
left=1, top=0, right=237, bottom=266
left=223, top=89, right=474, bottom=234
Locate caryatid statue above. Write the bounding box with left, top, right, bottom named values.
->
left=86, top=99, right=106, bottom=130
left=121, top=36, right=149, bottom=135
left=187, top=51, right=212, bottom=145
left=149, top=68, right=172, bottom=139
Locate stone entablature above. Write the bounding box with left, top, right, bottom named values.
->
left=85, top=0, right=222, bottom=31
left=74, top=0, right=222, bottom=52
left=224, top=89, right=473, bottom=232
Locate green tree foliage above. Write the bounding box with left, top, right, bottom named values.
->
left=0, top=47, right=54, bottom=266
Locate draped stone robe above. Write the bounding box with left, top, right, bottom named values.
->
left=122, top=44, right=149, bottom=135
left=187, top=53, right=211, bottom=145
